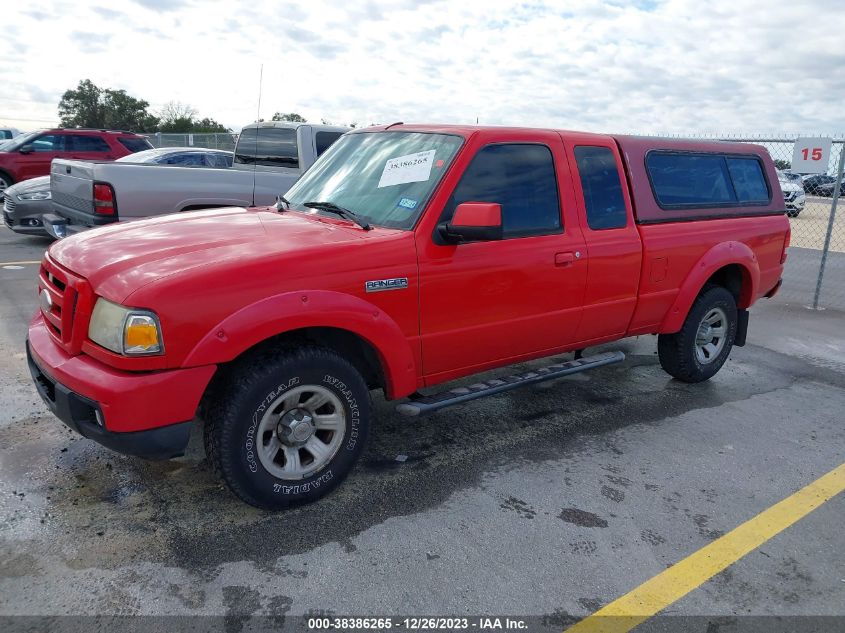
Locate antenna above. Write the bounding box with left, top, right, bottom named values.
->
left=252, top=64, right=263, bottom=206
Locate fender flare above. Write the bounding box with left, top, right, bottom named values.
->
left=183, top=290, right=418, bottom=399
left=659, top=241, right=760, bottom=333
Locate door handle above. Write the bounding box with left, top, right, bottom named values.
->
left=555, top=251, right=581, bottom=266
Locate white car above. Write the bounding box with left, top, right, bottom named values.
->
left=0, top=128, right=22, bottom=142
left=779, top=173, right=805, bottom=217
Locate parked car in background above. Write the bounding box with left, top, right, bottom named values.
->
left=125, top=147, right=234, bottom=168
left=778, top=172, right=805, bottom=217
left=801, top=173, right=837, bottom=195
left=0, top=128, right=152, bottom=193
left=778, top=170, right=803, bottom=186
left=0, top=127, right=22, bottom=141
left=46, top=122, right=347, bottom=238
left=4, top=148, right=233, bottom=237
left=814, top=175, right=845, bottom=198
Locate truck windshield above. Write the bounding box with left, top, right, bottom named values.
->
left=285, top=131, right=464, bottom=230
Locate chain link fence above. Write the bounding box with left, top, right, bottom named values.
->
left=732, top=136, right=845, bottom=311
left=147, top=132, right=239, bottom=151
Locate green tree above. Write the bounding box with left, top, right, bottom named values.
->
left=58, top=79, right=104, bottom=128
left=272, top=112, right=307, bottom=122
left=773, top=159, right=790, bottom=171
left=58, top=79, right=159, bottom=131
left=102, top=89, right=159, bottom=131
left=192, top=117, right=231, bottom=133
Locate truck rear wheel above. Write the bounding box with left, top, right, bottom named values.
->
left=204, top=346, right=371, bottom=509
left=657, top=286, right=737, bottom=383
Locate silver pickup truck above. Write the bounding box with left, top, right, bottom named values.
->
left=47, top=121, right=348, bottom=238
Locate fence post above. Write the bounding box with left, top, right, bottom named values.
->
left=812, top=142, right=845, bottom=310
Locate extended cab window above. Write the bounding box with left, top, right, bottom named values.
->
left=446, top=144, right=561, bottom=238
left=236, top=127, right=299, bottom=168
left=574, top=146, right=627, bottom=230
left=316, top=131, right=343, bottom=156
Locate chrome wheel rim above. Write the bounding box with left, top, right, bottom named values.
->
left=256, top=384, right=346, bottom=480
left=695, top=307, right=728, bottom=365
left=0, top=176, right=9, bottom=194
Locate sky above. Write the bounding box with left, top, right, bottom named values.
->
left=1, top=0, right=843, bottom=135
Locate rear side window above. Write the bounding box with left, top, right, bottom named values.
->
left=727, top=158, right=769, bottom=202
left=574, top=146, right=627, bottom=230
left=447, top=144, right=561, bottom=238
left=118, top=137, right=154, bottom=153
left=236, top=127, right=299, bottom=168
left=162, top=153, right=205, bottom=166
left=646, top=152, right=770, bottom=208
left=68, top=135, right=110, bottom=152
left=207, top=153, right=233, bottom=168
left=316, top=131, right=343, bottom=156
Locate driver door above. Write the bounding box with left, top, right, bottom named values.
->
left=17, top=133, right=65, bottom=180
left=417, top=134, right=588, bottom=383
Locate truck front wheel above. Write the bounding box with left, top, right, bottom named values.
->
left=204, top=346, right=371, bottom=509
left=657, top=286, right=738, bottom=383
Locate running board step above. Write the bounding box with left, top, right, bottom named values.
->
left=395, top=351, right=625, bottom=417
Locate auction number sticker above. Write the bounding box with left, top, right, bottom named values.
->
left=792, top=137, right=832, bottom=174
left=378, top=150, right=436, bottom=188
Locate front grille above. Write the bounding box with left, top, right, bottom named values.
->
left=783, top=191, right=797, bottom=201
left=37, top=256, right=90, bottom=354
left=4, top=194, right=16, bottom=214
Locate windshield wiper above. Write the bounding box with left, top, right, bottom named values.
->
left=303, top=201, right=372, bottom=230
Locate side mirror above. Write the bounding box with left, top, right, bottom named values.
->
left=18, top=144, right=33, bottom=154
left=438, top=202, right=503, bottom=243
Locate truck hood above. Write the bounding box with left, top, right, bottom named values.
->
left=48, top=207, right=371, bottom=303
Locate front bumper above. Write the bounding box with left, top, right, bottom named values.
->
left=3, top=197, right=51, bottom=236
left=785, top=197, right=805, bottom=211
left=27, top=313, right=216, bottom=459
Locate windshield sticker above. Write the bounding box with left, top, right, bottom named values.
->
left=397, top=197, right=418, bottom=210
left=378, top=150, right=436, bottom=188
left=435, top=159, right=445, bottom=168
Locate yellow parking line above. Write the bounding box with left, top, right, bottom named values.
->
left=566, top=461, right=845, bottom=633
left=0, top=260, right=41, bottom=266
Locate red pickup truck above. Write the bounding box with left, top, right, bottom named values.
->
left=27, top=124, right=789, bottom=508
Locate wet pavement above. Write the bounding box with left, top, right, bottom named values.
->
left=1, top=228, right=843, bottom=624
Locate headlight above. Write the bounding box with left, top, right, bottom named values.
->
left=18, top=190, right=51, bottom=201
left=88, top=298, right=163, bottom=355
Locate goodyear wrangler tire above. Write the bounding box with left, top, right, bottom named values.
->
left=205, top=346, right=371, bottom=509
left=657, top=286, right=737, bottom=383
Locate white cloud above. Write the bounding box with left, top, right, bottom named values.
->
left=0, top=0, right=842, bottom=134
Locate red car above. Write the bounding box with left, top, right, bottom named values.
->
left=0, top=128, right=151, bottom=192
left=27, top=124, right=790, bottom=509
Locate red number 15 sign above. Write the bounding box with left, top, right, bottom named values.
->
left=792, top=138, right=832, bottom=174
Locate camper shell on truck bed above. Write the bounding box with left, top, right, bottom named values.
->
left=27, top=123, right=789, bottom=509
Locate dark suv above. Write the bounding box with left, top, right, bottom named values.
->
left=0, top=128, right=152, bottom=192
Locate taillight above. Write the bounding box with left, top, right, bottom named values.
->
left=781, top=225, right=791, bottom=264
left=93, top=183, right=116, bottom=216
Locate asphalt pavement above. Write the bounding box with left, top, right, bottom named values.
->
left=1, top=227, right=843, bottom=630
